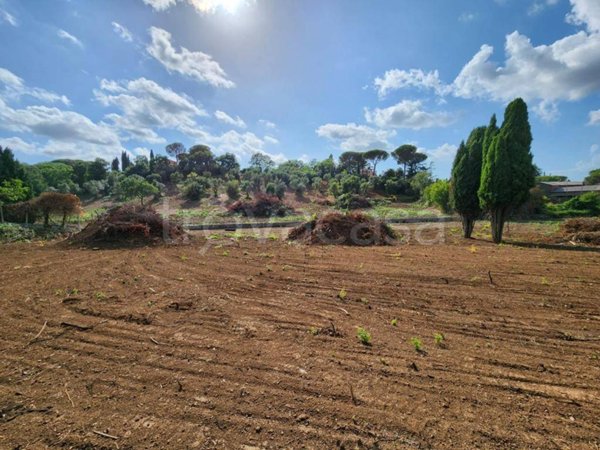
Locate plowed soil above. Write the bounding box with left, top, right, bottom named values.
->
left=1, top=225, right=599, bottom=449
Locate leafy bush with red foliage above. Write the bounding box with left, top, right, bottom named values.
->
left=227, top=193, right=290, bottom=217
left=33, top=192, right=82, bottom=226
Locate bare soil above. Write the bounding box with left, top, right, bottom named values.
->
left=1, top=223, right=599, bottom=449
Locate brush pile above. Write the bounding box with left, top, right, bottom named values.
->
left=289, top=212, right=395, bottom=246
left=69, top=204, right=186, bottom=246
left=228, top=193, right=290, bottom=217
left=561, top=217, right=600, bottom=245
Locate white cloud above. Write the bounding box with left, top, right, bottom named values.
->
left=259, top=119, right=276, bottom=129
left=95, top=77, right=207, bottom=143
left=588, top=109, right=600, bottom=125
left=364, top=100, right=455, bottom=130
left=112, top=21, right=133, bottom=42
left=0, top=136, right=37, bottom=154
left=373, top=1, right=600, bottom=121
left=458, top=12, right=477, bottom=23
left=567, top=0, right=600, bottom=33
left=0, top=8, right=17, bottom=26
left=374, top=69, right=449, bottom=99
left=182, top=126, right=286, bottom=163
left=574, top=143, right=600, bottom=172
left=532, top=100, right=560, bottom=122
left=142, top=0, right=253, bottom=14
left=298, top=154, right=311, bottom=163
left=528, top=0, right=559, bottom=16
left=316, top=123, right=396, bottom=152
left=57, top=29, right=83, bottom=48
left=452, top=31, right=600, bottom=104
left=0, top=99, right=124, bottom=159
left=421, top=143, right=457, bottom=162
left=143, top=0, right=177, bottom=10
left=146, top=26, right=235, bottom=88
left=0, top=99, right=120, bottom=147
left=0, top=67, right=69, bottom=105
left=264, top=135, right=279, bottom=145
left=214, top=110, right=246, bottom=128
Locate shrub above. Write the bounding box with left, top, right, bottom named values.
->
left=265, top=182, right=276, bottom=195
left=356, top=327, right=372, bottom=345
left=33, top=192, right=82, bottom=227
left=0, top=223, right=35, bottom=242
left=118, top=175, right=159, bottom=205
left=275, top=181, right=286, bottom=200
left=340, top=174, right=362, bottom=195
left=335, top=193, right=371, bottom=210
left=181, top=174, right=209, bottom=201
left=423, top=180, right=451, bottom=213
left=546, top=192, right=600, bottom=217
left=226, top=180, right=241, bottom=201
left=3, top=201, right=39, bottom=224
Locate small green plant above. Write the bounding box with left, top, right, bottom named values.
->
left=357, top=327, right=372, bottom=346
left=95, top=291, right=107, bottom=300
left=338, top=288, right=347, bottom=300
left=410, top=337, right=423, bottom=352
left=391, top=318, right=398, bottom=327
left=308, top=326, right=319, bottom=336
left=434, top=333, right=445, bottom=346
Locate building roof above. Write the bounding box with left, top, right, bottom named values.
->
left=539, top=181, right=584, bottom=187
left=552, top=185, right=600, bottom=193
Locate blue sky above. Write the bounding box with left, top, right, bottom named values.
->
left=0, top=0, right=599, bottom=179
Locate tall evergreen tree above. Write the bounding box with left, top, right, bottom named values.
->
left=451, top=127, right=485, bottom=238
left=478, top=98, right=535, bottom=243
left=111, top=157, right=120, bottom=172
left=149, top=149, right=155, bottom=173
left=121, top=151, right=131, bottom=172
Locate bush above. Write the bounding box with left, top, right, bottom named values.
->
left=117, top=175, right=159, bottom=205
left=423, top=180, right=451, bottom=213
left=227, top=193, right=290, bottom=217
left=226, top=180, right=241, bottom=201
left=275, top=181, right=286, bottom=200
left=181, top=174, right=209, bottom=201
left=0, top=223, right=35, bottom=242
left=3, top=201, right=39, bottom=223
left=383, top=178, right=410, bottom=196
left=265, top=182, right=276, bottom=195
left=33, top=192, right=82, bottom=226
left=546, top=192, right=600, bottom=217
left=335, top=193, right=371, bottom=210
left=339, top=174, right=362, bottom=195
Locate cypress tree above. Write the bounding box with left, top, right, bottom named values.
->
left=451, top=126, right=485, bottom=238
left=478, top=98, right=535, bottom=243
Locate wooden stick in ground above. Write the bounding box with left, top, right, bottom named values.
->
left=92, top=430, right=118, bottom=440
left=349, top=383, right=358, bottom=405
left=65, top=385, right=75, bottom=407
left=488, top=270, right=495, bottom=286
left=28, top=320, right=48, bottom=345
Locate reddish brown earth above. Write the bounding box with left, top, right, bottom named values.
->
left=1, top=224, right=599, bottom=449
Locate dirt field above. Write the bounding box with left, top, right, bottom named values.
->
left=1, top=223, right=599, bottom=449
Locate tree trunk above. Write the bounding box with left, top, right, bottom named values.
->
left=44, top=212, right=50, bottom=227
left=62, top=212, right=67, bottom=228
left=490, top=207, right=506, bottom=244
left=461, top=216, right=475, bottom=239
left=0, top=205, right=4, bottom=223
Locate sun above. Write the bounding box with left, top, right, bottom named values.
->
left=220, top=0, right=244, bottom=14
